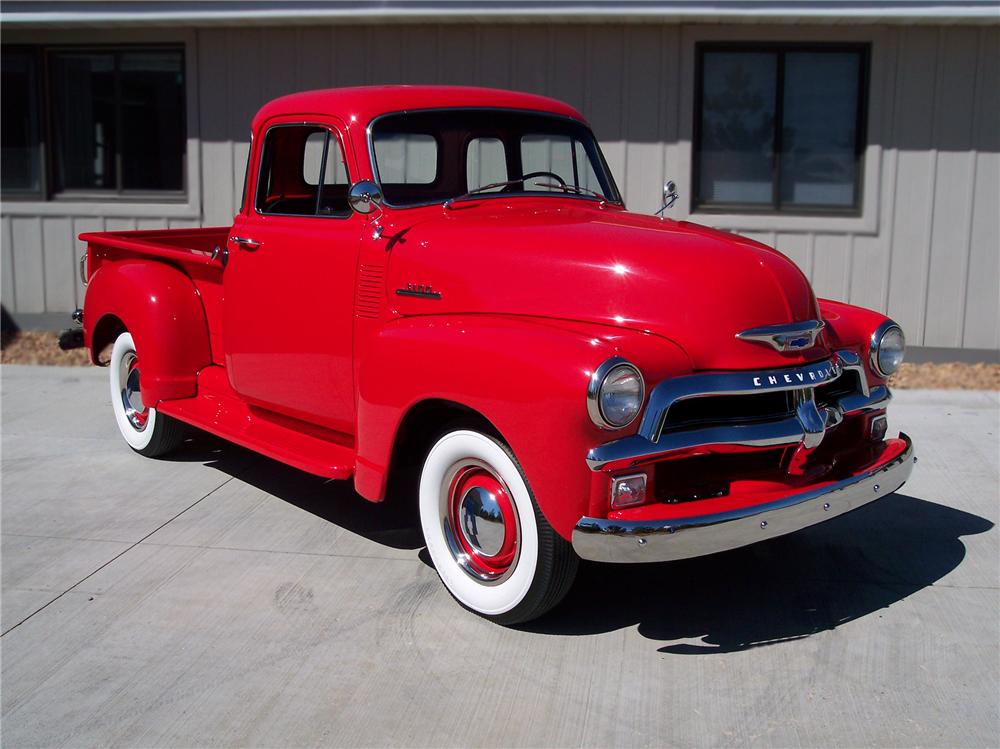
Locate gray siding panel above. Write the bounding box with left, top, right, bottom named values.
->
left=623, top=26, right=666, bottom=216
left=201, top=29, right=235, bottom=226
left=775, top=233, right=812, bottom=279
left=11, top=217, right=45, bottom=314
left=963, top=27, right=1000, bottom=350
left=41, top=217, right=75, bottom=314
left=923, top=28, right=980, bottom=346
left=812, top=234, right=852, bottom=302
left=886, top=28, right=938, bottom=344
left=2, top=216, right=15, bottom=311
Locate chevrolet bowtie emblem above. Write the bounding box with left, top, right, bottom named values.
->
left=736, top=320, right=825, bottom=352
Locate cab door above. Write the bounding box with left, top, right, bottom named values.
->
left=224, top=116, right=362, bottom=434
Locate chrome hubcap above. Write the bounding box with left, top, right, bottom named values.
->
left=119, top=351, right=148, bottom=431
left=458, top=485, right=506, bottom=557
left=440, top=459, right=520, bottom=584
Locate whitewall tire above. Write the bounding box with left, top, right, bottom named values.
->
left=419, top=428, right=578, bottom=624
left=109, top=332, right=186, bottom=457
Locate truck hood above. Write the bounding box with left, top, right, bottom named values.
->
left=385, top=200, right=825, bottom=371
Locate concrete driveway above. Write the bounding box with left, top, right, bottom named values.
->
left=2, top=364, right=997, bottom=748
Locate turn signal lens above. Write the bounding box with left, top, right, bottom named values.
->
left=611, top=473, right=647, bottom=508
left=871, top=323, right=906, bottom=377
left=871, top=415, right=888, bottom=441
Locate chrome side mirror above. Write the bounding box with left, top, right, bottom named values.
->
left=348, top=180, right=384, bottom=215
left=656, top=179, right=679, bottom=218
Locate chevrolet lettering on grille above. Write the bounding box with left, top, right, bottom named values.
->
left=752, top=360, right=841, bottom=389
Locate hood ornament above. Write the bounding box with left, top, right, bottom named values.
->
left=737, top=320, right=825, bottom=352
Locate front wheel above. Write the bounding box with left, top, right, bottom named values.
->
left=108, top=332, right=186, bottom=457
left=419, top=428, right=578, bottom=625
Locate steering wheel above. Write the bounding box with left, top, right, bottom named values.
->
left=502, top=171, right=567, bottom=192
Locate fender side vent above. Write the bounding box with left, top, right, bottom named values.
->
left=355, top=264, right=385, bottom=319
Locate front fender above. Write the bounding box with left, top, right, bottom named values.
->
left=355, top=314, right=690, bottom=539
left=820, top=298, right=896, bottom=389
left=83, top=260, right=212, bottom=406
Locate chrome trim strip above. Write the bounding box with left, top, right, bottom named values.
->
left=837, top=348, right=870, bottom=397
left=573, top=433, right=915, bottom=563
left=635, top=355, right=843, bottom=443
left=736, top=319, right=825, bottom=352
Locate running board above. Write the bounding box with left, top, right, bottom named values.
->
left=157, top=365, right=355, bottom=479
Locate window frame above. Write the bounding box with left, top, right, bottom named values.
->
left=253, top=122, right=353, bottom=220
left=0, top=42, right=187, bottom=202
left=692, top=41, right=871, bottom=217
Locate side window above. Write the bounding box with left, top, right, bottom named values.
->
left=373, top=133, right=438, bottom=184
left=466, top=137, right=507, bottom=191
left=520, top=135, right=602, bottom=192
left=255, top=124, right=351, bottom=217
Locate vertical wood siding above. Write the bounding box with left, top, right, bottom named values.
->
left=1, top=23, right=997, bottom=353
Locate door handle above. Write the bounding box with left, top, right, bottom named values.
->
left=230, top=236, right=262, bottom=250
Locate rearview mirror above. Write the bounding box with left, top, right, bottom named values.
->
left=348, top=181, right=384, bottom=215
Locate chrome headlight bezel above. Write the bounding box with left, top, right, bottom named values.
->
left=587, top=357, right=645, bottom=430
left=870, top=321, right=905, bottom=378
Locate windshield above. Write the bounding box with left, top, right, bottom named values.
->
left=370, top=109, right=621, bottom=207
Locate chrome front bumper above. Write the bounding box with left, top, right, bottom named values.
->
left=572, top=433, right=915, bottom=563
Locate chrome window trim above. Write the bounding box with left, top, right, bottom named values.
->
left=869, top=319, right=904, bottom=378
left=365, top=106, right=625, bottom=210
left=587, top=356, right=645, bottom=431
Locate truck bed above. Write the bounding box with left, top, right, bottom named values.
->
left=80, top=226, right=231, bottom=275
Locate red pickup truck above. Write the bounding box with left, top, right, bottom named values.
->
left=78, top=85, right=914, bottom=624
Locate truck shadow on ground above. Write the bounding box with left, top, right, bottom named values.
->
left=526, top=493, right=994, bottom=653
left=167, top=432, right=992, bottom=654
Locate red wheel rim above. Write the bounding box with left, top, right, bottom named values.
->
left=445, top=463, right=519, bottom=580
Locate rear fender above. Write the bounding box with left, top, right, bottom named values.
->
left=355, top=315, right=690, bottom=539
left=83, top=259, right=212, bottom=406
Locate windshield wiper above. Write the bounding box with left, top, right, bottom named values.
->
left=444, top=179, right=527, bottom=208
left=532, top=182, right=608, bottom=201
left=444, top=179, right=610, bottom=208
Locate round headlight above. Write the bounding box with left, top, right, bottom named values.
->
left=588, top=358, right=645, bottom=429
left=871, top=322, right=905, bottom=377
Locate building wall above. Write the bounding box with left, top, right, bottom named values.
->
left=2, top=22, right=998, bottom=355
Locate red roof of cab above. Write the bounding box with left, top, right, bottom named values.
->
left=251, top=85, right=587, bottom=131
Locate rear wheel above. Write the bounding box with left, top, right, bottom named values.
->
left=419, top=428, right=578, bottom=625
left=108, top=332, right=186, bottom=457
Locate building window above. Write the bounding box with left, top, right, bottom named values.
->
left=0, top=45, right=186, bottom=200
left=694, top=43, right=868, bottom=214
